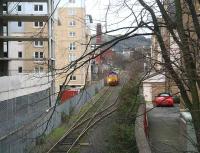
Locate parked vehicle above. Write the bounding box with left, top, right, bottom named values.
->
left=153, top=92, right=174, bottom=107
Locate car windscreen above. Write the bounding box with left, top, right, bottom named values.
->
left=159, top=93, right=170, bottom=97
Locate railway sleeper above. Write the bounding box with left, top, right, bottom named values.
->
left=51, top=146, right=79, bottom=153
left=59, top=142, right=74, bottom=145
left=50, top=148, right=79, bottom=153
left=61, top=137, right=76, bottom=142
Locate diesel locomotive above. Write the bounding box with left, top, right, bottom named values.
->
left=106, top=71, right=119, bottom=86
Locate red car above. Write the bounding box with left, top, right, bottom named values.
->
left=153, top=92, right=174, bottom=107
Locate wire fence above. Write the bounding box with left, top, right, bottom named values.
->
left=0, top=79, right=104, bottom=153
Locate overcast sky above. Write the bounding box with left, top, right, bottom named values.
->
left=58, top=0, right=150, bottom=35
left=85, top=0, right=109, bottom=22
left=85, top=0, right=148, bottom=35
left=85, top=0, right=136, bottom=35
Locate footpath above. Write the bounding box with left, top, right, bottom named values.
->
left=146, top=103, right=198, bottom=153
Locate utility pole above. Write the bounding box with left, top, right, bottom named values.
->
left=0, top=2, right=7, bottom=76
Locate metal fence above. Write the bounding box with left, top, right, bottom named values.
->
left=0, top=88, right=50, bottom=153
left=0, top=89, right=50, bottom=138
left=0, top=79, right=104, bottom=153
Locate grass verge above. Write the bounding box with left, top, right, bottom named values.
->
left=28, top=87, right=108, bottom=153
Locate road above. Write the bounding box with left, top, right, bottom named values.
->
left=148, top=104, right=185, bottom=153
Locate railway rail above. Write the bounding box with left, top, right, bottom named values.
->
left=47, top=72, right=127, bottom=153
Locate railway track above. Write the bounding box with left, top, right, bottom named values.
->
left=46, top=87, right=119, bottom=153
left=47, top=72, right=128, bottom=153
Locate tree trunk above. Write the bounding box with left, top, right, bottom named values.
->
left=191, top=111, right=200, bottom=151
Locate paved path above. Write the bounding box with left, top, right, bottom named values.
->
left=148, top=104, right=185, bottom=153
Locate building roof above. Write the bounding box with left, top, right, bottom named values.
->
left=143, top=73, right=165, bottom=83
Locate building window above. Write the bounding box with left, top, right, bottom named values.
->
left=69, top=20, right=76, bottom=26
left=40, top=52, right=44, bottom=58
left=18, top=67, right=22, bottom=73
left=39, top=5, right=43, bottom=11
left=91, top=45, right=95, bottom=50
left=34, top=5, right=38, bottom=11
left=34, top=67, right=39, bottom=73
left=70, top=75, right=76, bottom=80
left=40, top=66, right=44, bottom=72
left=69, top=32, right=76, bottom=37
left=69, top=53, right=76, bottom=62
left=18, top=41, right=22, bottom=44
left=34, top=51, right=44, bottom=59
left=68, top=8, right=76, bottom=15
left=69, top=42, right=76, bottom=50
left=34, top=66, right=44, bottom=73
left=3, top=4, right=7, bottom=11
left=18, top=21, right=22, bottom=27
left=34, top=52, right=39, bottom=58
left=69, top=0, right=75, bottom=3
left=17, top=5, right=22, bottom=11
left=34, top=21, right=44, bottom=28
left=34, top=5, right=43, bottom=11
left=34, top=41, right=43, bottom=47
left=18, top=51, right=22, bottom=58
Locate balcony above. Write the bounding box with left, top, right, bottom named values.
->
left=0, top=14, right=49, bottom=22
left=2, top=0, right=48, bottom=2
left=0, top=36, right=48, bottom=41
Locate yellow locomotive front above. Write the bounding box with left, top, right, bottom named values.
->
left=106, top=72, right=119, bottom=86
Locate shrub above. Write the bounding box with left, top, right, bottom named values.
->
left=107, top=79, right=140, bottom=153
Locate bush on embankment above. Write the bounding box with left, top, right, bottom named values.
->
left=107, top=78, right=141, bottom=153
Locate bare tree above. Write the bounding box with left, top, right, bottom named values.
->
left=82, top=0, right=200, bottom=151
left=13, top=0, right=200, bottom=151
left=134, top=0, right=200, bottom=151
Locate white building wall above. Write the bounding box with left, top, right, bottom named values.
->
left=0, top=73, right=52, bottom=101
left=8, top=22, right=24, bottom=34
left=8, top=2, right=47, bottom=34
left=7, top=34, right=24, bottom=75
left=143, top=74, right=165, bottom=102
left=7, top=2, right=47, bottom=15
left=6, top=2, right=48, bottom=75
left=143, top=83, right=152, bottom=102
left=9, top=60, right=24, bottom=75
left=8, top=38, right=24, bottom=58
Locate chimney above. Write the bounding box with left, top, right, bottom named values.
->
left=96, top=23, right=102, bottom=45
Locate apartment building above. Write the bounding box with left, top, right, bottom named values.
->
left=183, top=0, right=200, bottom=72
left=147, top=0, right=200, bottom=103
left=144, top=12, right=180, bottom=102
left=0, top=2, right=52, bottom=75
left=151, top=34, right=163, bottom=71
left=55, top=0, right=91, bottom=93
left=0, top=1, right=56, bottom=152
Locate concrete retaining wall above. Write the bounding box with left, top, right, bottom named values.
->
left=135, top=103, right=151, bottom=153
left=0, top=73, right=51, bottom=101
left=179, top=112, right=198, bottom=152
